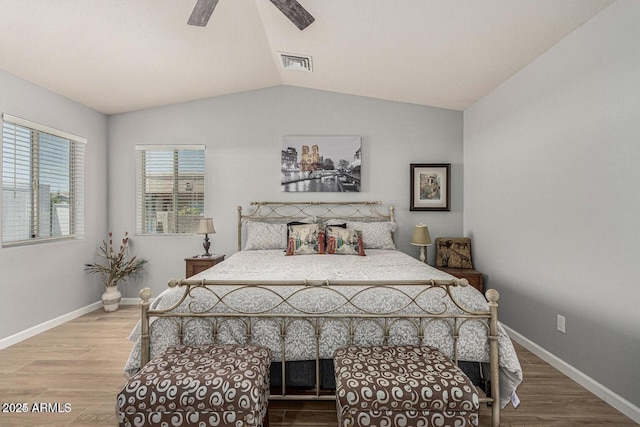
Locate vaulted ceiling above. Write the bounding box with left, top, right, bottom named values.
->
left=0, top=0, right=614, bottom=115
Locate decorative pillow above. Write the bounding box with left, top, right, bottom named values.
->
left=244, top=221, right=287, bottom=250
left=346, top=221, right=396, bottom=250
left=286, top=223, right=325, bottom=255
left=285, top=220, right=316, bottom=244
left=326, top=226, right=366, bottom=256
left=435, top=237, right=473, bottom=268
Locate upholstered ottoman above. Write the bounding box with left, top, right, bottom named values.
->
left=117, top=344, right=271, bottom=427
left=334, top=345, right=479, bottom=427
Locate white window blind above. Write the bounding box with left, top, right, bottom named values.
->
left=2, top=114, right=86, bottom=246
left=136, top=145, right=205, bottom=235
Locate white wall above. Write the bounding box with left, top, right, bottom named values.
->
left=464, top=0, right=640, bottom=410
left=108, top=86, right=463, bottom=298
left=0, top=70, right=108, bottom=340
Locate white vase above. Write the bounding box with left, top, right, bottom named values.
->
left=102, top=286, right=122, bottom=312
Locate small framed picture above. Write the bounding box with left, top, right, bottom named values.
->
left=410, top=163, right=451, bottom=211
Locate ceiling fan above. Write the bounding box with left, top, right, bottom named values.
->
left=188, top=0, right=315, bottom=30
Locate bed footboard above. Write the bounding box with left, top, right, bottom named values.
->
left=138, top=279, right=501, bottom=426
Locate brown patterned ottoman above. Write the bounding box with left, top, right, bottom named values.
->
left=334, top=345, right=479, bottom=427
left=117, top=344, right=271, bottom=427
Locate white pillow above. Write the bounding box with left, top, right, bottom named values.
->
left=244, top=222, right=287, bottom=250
left=346, top=221, right=396, bottom=250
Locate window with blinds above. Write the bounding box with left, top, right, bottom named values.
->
left=135, top=145, right=205, bottom=235
left=2, top=114, right=86, bottom=246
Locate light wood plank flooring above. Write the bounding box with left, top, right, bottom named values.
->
left=0, top=306, right=636, bottom=426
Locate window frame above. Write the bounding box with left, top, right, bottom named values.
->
left=135, top=145, right=205, bottom=236
left=1, top=113, right=86, bottom=247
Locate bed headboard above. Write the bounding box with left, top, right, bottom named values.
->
left=236, top=201, right=395, bottom=251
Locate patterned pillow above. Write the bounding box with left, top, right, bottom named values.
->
left=326, top=226, right=366, bottom=256
left=286, top=223, right=325, bottom=255
left=436, top=237, right=473, bottom=268
left=244, top=221, right=287, bottom=250
left=346, top=221, right=396, bottom=249
left=285, top=220, right=316, bottom=245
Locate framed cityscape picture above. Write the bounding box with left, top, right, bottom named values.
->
left=410, top=163, right=450, bottom=211
left=281, top=136, right=362, bottom=192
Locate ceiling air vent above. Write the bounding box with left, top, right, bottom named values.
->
left=279, top=52, right=313, bottom=72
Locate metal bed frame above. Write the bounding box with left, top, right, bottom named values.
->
left=138, top=201, right=501, bottom=426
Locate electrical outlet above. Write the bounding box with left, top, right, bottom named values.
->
left=557, top=314, right=566, bottom=333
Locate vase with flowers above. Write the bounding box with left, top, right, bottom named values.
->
left=85, top=231, right=148, bottom=312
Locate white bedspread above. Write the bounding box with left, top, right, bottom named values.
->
left=125, top=249, right=522, bottom=408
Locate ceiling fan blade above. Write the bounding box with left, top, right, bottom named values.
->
left=269, top=0, right=315, bottom=30
left=188, top=0, right=219, bottom=27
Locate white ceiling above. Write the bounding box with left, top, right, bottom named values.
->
left=0, top=0, right=614, bottom=115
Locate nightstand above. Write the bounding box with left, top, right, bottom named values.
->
left=436, top=267, right=484, bottom=293
left=185, top=254, right=225, bottom=278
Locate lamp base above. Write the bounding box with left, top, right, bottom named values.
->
left=419, top=246, right=427, bottom=264
left=202, top=234, right=212, bottom=257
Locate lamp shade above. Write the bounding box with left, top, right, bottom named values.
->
left=197, top=218, right=215, bottom=234
left=411, top=224, right=432, bottom=246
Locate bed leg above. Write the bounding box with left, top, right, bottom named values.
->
left=486, top=289, right=500, bottom=427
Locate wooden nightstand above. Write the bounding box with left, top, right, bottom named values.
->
left=185, top=254, right=225, bottom=278
left=436, top=267, right=484, bottom=293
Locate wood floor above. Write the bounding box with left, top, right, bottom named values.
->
left=0, top=305, right=636, bottom=427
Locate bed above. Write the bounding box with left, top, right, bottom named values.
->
left=125, top=201, right=522, bottom=426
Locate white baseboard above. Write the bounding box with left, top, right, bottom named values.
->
left=1, top=298, right=153, bottom=350
left=503, top=325, right=640, bottom=424
left=0, top=301, right=102, bottom=350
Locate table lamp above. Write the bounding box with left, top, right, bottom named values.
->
left=197, top=218, right=215, bottom=257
